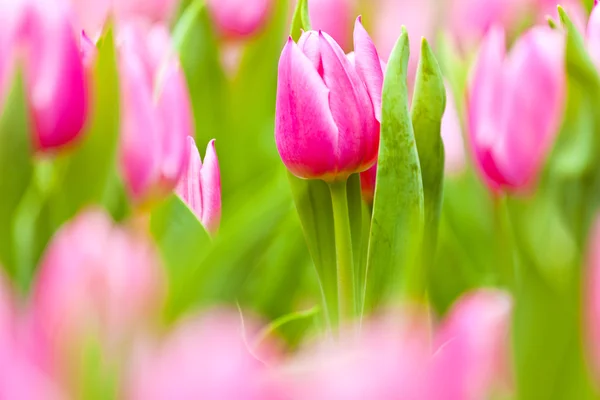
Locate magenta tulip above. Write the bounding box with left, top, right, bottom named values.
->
left=206, top=0, right=273, bottom=39
left=175, top=137, right=222, bottom=236
left=126, top=310, right=281, bottom=400
left=275, top=21, right=379, bottom=181
left=118, top=23, right=193, bottom=203
left=467, top=26, right=565, bottom=193
left=32, top=209, right=164, bottom=371
left=0, top=0, right=88, bottom=151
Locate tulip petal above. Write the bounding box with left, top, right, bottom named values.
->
left=275, top=38, right=339, bottom=180
left=176, top=136, right=203, bottom=225
left=353, top=16, right=384, bottom=121
left=588, top=4, right=600, bottom=67
left=199, top=139, right=221, bottom=236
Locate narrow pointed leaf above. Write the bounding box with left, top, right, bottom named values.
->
left=364, top=28, right=425, bottom=311
left=290, top=0, right=311, bottom=40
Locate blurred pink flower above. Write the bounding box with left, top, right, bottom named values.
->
left=0, top=0, right=88, bottom=151
left=467, top=26, right=565, bottom=193
left=587, top=2, right=600, bottom=68
left=275, top=20, right=379, bottom=181
left=31, top=209, right=164, bottom=373
left=126, top=309, right=282, bottom=400
left=206, top=0, right=273, bottom=39
left=442, top=83, right=466, bottom=177
left=176, top=137, right=222, bottom=236
left=118, top=22, right=193, bottom=203
left=308, top=0, right=355, bottom=51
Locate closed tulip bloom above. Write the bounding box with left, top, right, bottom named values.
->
left=275, top=25, right=379, bottom=181
left=119, top=23, right=192, bottom=203
left=467, top=26, right=565, bottom=193
left=176, top=137, right=222, bottom=236
left=32, top=209, right=164, bottom=371
left=0, top=0, right=88, bottom=151
left=206, top=0, right=273, bottom=39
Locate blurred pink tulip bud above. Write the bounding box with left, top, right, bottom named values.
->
left=32, top=209, right=164, bottom=371
left=118, top=23, right=193, bottom=203
left=467, top=26, right=565, bottom=193
left=275, top=22, right=379, bottom=181
left=308, top=0, right=355, bottom=51
left=127, top=310, right=281, bottom=400
left=588, top=3, right=600, bottom=68
left=442, top=83, right=466, bottom=177
left=176, top=137, right=222, bottom=236
left=206, top=0, right=273, bottom=39
left=428, top=289, right=513, bottom=400
left=0, top=0, right=88, bottom=151
left=586, top=217, right=600, bottom=382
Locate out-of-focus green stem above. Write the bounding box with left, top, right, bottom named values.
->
left=493, top=195, right=515, bottom=290
left=329, top=180, right=356, bottom=321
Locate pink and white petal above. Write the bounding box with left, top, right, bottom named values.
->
left=176, top=136, right=204, bottom=223
left=353, top=17, right=383, bottom=121
left=199, top=140, right=221, bottom=236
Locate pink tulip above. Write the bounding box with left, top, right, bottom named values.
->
left=442, top=83, right=466, bottom=177
left=467, top=26, right=565, bottom=193
left=118, top=22, right=192, bottom=203
left=126, top=309, right=281, bottom=400
left=428, top=289, right=513, bottom=400
left=206, top=0, right=273, bottom=39
left=588, top=3, right=600, bottom=68
left=308, top=0, right=355, bottom=51
left=31, top=209, right=164, bottom=373
left=0, top=0, right=88, bottom=151
left=275, top=20, right=379, bottom=181
left=175, top=137, right=222, bottom=236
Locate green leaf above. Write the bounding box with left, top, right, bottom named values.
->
left=287, top=173, right=338, bottom=328
left=346, top=173, right=365, bottom=313
left=173, top=0, right=227, bottom=149
left=0, top=71, right=32, bottom=278
left=411, top=38, right=446, bottom=267
left=150, top=194, right=212, bottom=321
left=290, top=0, right=311, bottom=40
left=54, top=26, right=125, bottom=222
left=252, top=305, right=320, bottom=349
left=364, top=28, right=425, bottom=311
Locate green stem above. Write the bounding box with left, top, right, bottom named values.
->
left=329, top=180, right=356, bottom=321
left=493, top=195, right=514, bottom=290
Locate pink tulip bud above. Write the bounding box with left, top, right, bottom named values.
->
left=588, top=3, right=600, bottom=68
left=467, top=26, right=565, bottom=193
left=118, top=23, right=193, bottom=203
left=31, top=209, right=164, bottom=372
left=126, top=310, right=281, bottom=400
left=275, top=25, right=379, bottom=181
left=206, top=0, right=273, bottom=39
left=175, top=137, right=222, bottom=236
left=0, top=0, right=88, bottom=151
left=428, top=289, right=513, bottom=400
left=308, top=0, right=355, bottom=51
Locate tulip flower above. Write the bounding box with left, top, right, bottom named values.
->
left=308, top=0, right=355, bottom=51
left=275, top=24, right=379, bottom=182
left=442, top=83, right=466, bottom=177
left=467, top=26, right=565, bottom=193
left=0, top=0, right=88, bottom=151
left=118, top=23, right=193, bottom=203
left=175, top=137, right=222, bottom=236
left=126, top=310, right=280, bottom=400
left=588, top=3, right=600, bottom=68
left=31, top=209, right=164, bottom=373
left=206, top=0, right=273, bottom=39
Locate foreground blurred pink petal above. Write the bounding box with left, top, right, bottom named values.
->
left=428, top=289, right=513, bottom=400
left=32, top=209, right=164, bottom=374
left=275, top=28, right=378, bottom=181
left=206, top=0, right=273, bottom=39
left=467, top=26, right=565, bottom=193
left=127, top=310, right=281, bottom=400
left=308, top=0, right=355, bottom=51
left=118, top=22, right=192, bottom=203
left=176, top=137, right=222, bottom=236
left=0, top=0, right=88, bottom=151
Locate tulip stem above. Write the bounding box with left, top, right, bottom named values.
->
left=329, top=180, right=356, bottom=322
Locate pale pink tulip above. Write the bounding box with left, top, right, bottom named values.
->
left=467, top=26, right=565, bottom=193
left=176, top=137, right=222, bottom=236
left=126, top=309, right=281, bottom=400
left=206, top=0, right=273, bottom=39
left=442, top=83, right=466, bottom=177
left=275, top=21, right=379, bottom=181
left=118, top=22, right=192, bottom=203
left=31, top=209, right=164, bottom=372
left=308, top=0, right=355, bottom=51
left=0, top=0, right=88, bottom=151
